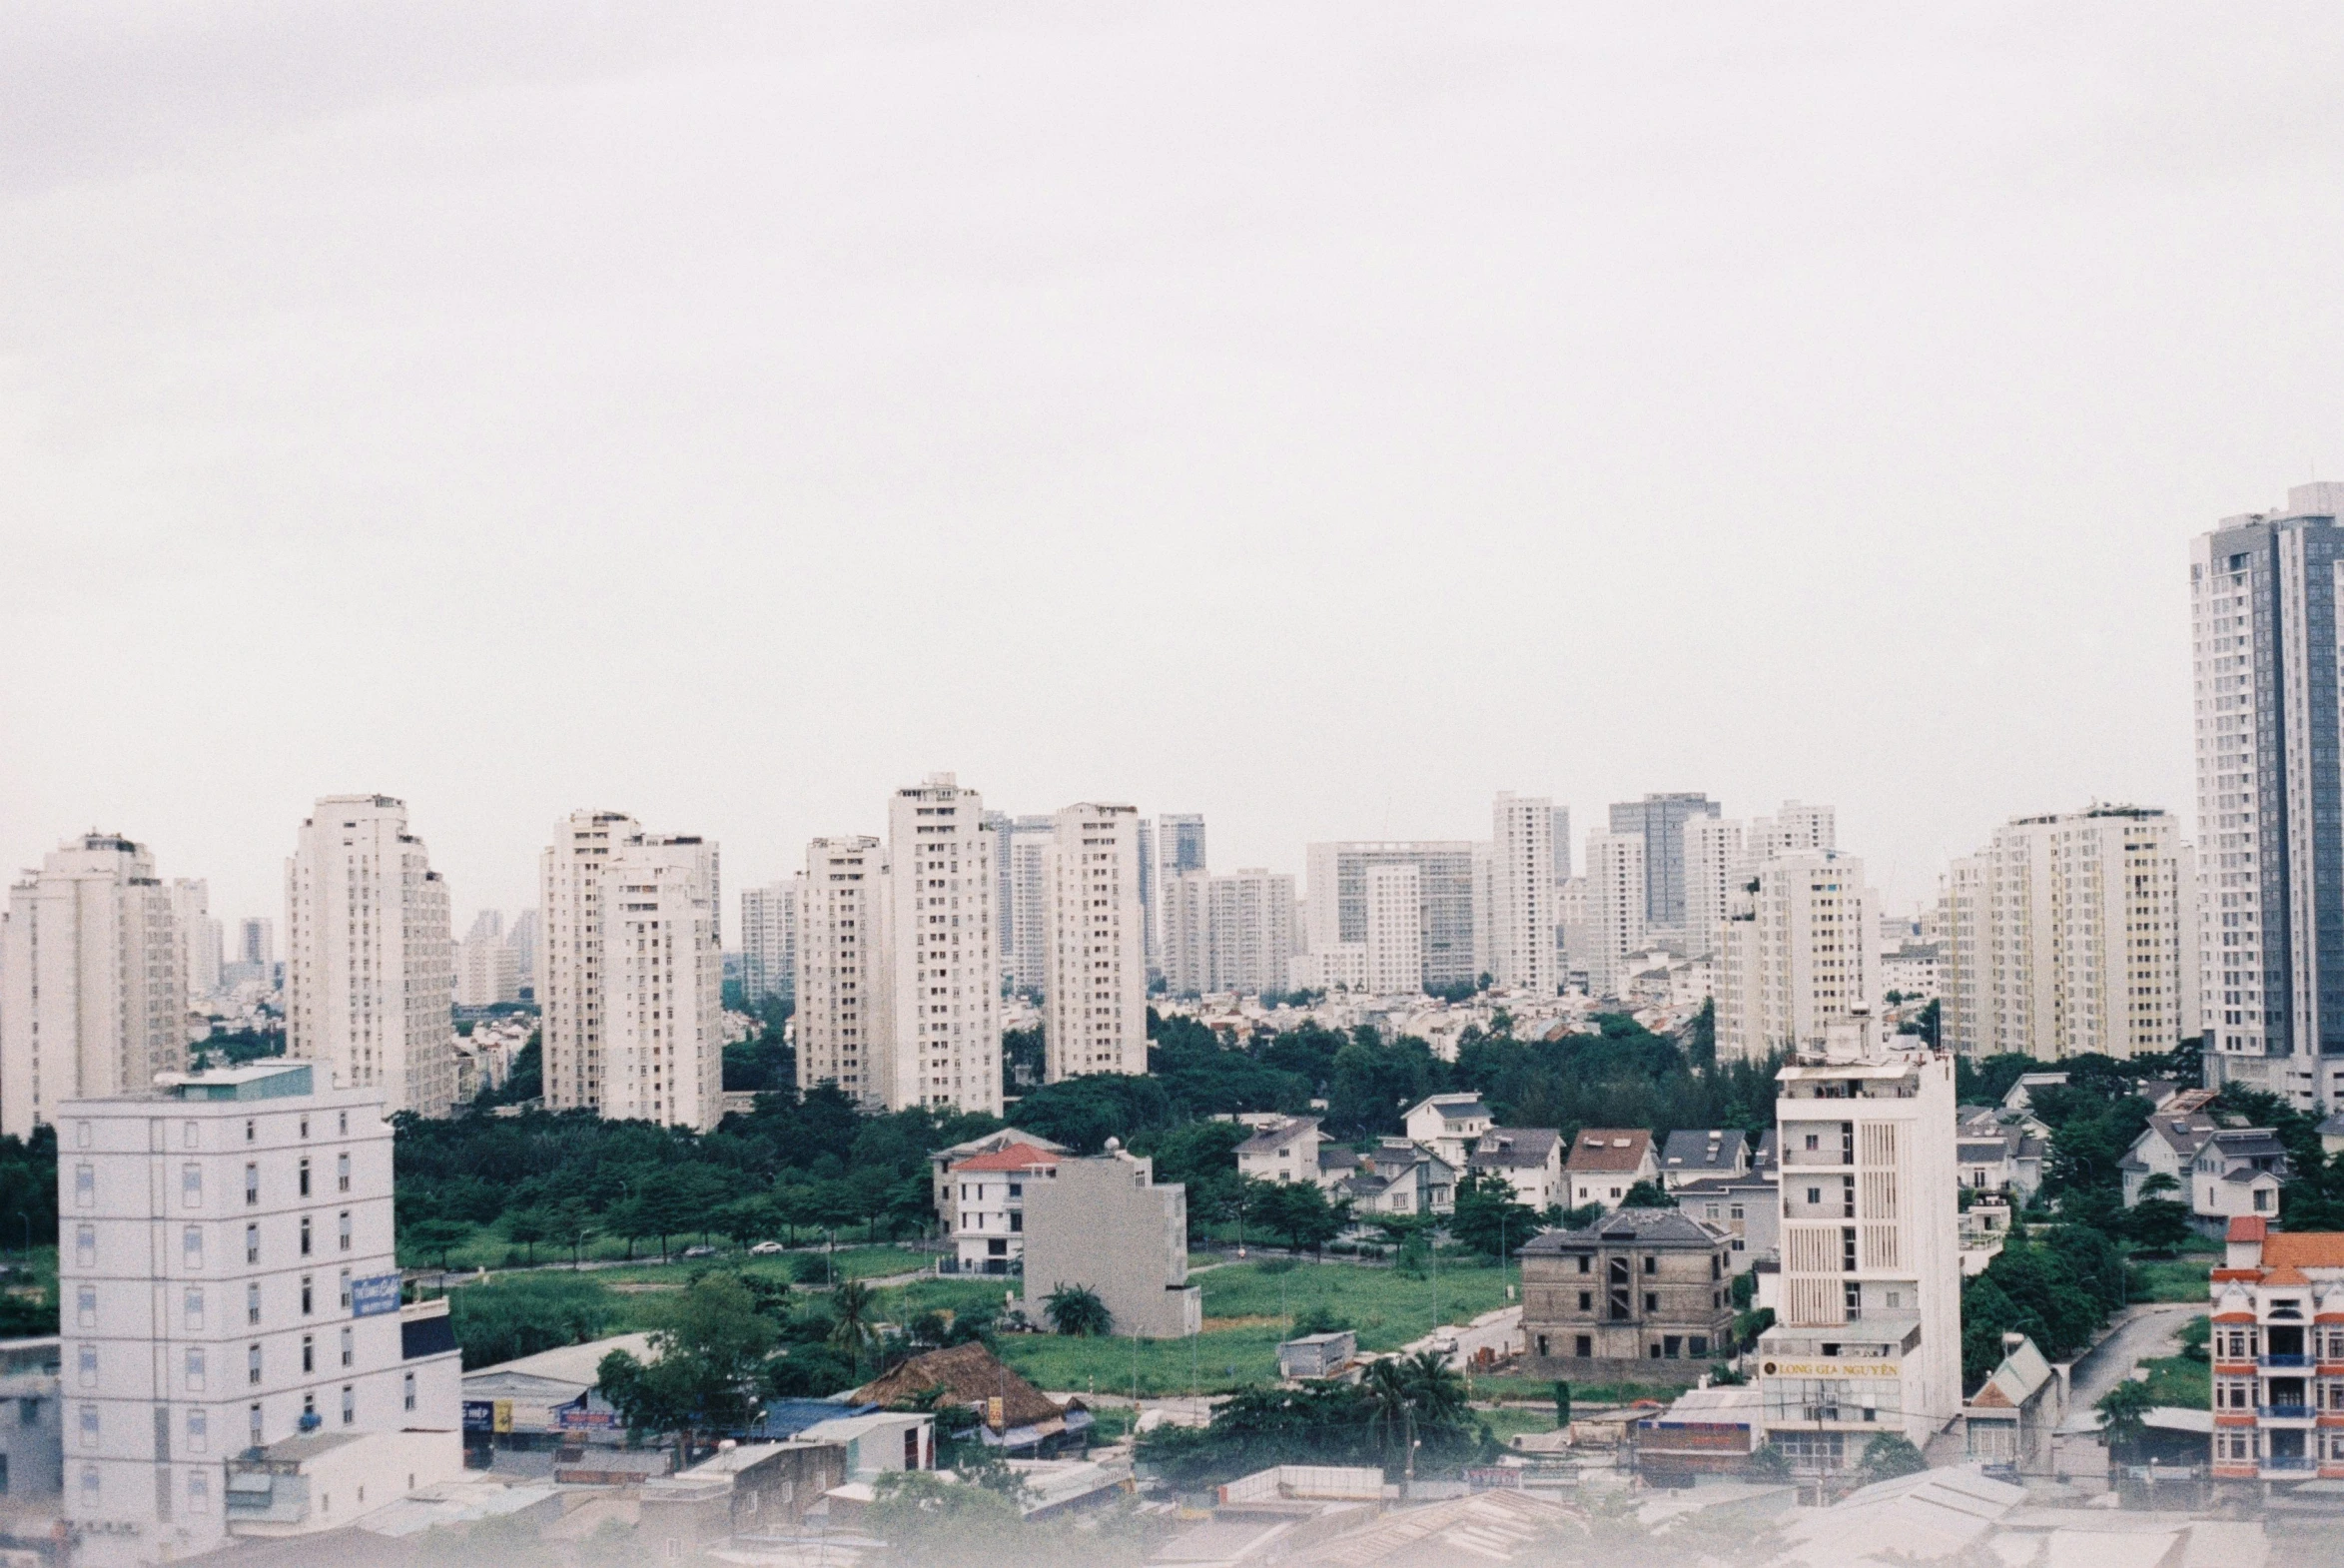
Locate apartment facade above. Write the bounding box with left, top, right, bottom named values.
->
left=739, top=882, right=798, bottom=1007
left=991, top=813, right=1055, bottom=997
left=885, top=774, right=1001, bottom=1116
left=1936, top=806, right=2195, bottom=1061
left=1302, top=842, right=1478, bottom=991
left=1683, top=817, right=1749, bottom=960
left=284, top=797, right=454, bottom=1118
left=946, top=1143, right=1059, bottom=1275
left=1020, top=1149, right=1201, bottom=1338
left=1715, top=849, right=1877, bottom=1063
left=1582, top=833, right=1648, bottom=1000
left=1757, top=1019, right=1961, bottom=1470
left=600, top=835, right=723, bottom=1131
left=2210, top=1217, right=2344, bottom=1482
left=1, top=834, right=186, bottom=1139
left=793, top=837, right=886, bottom=1106
left=2192, top=484, right=2344, bottom=1108
left=172, top=880, right=222, bottom=1003
left=537, top=810, right=637, bottom=1114
left=1490, top=794, right=1557, bottom=995
left=1363, top=863, right=1424, bottom=996
left=56, top=1062, right=461, bottom=1565
left=1043, top=804, right=1146, bottom=1082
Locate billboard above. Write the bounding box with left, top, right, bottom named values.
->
left=351, top=1273, right=402, bottom=1317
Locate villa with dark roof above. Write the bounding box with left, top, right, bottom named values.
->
left=1519, top=1208, right=1735, bottom=1383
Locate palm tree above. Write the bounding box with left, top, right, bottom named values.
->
left=1363, top=1356, right=1413, bottom=1470
left=831, top=1280, right=878, bottom=1380
left=1397, top=1349, right=1467, bottom=1429
left=1043, top=1284, right=1114, bottom=1337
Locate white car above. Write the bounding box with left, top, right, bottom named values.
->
left=749, top=1241, right=785, bottom=1256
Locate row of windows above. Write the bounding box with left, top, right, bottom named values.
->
left=71, top=1216, right=354, bottom=1270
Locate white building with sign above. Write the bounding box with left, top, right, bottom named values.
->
left=1756, top=1017, right=1960, bottom=1473
left=56, top=1061, right=460, bottom=1565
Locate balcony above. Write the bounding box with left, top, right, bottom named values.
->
left=2263, top=1354, right=2314, bottom=1369
left=2265, top=1455, right=2318, bottom=1473
left=2259, top=1405, right=2315, bottom=1421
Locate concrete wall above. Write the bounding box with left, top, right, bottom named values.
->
left=1021, top=1154, right=1201, bottom=1339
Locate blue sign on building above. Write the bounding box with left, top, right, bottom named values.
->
left=351, top=1273, right=401, bottom=1317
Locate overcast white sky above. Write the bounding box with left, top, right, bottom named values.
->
left=6, top=3, right=2342, bottom=931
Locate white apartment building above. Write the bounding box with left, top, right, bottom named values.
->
left=454, top=932, right=519, bottom=1009
left=57, top=1061, right=461, bottom=1565
left=1758, top=1019, right=1960, bottom=1470
left=1, top=834, right=187, bottom=1139
left=1288, top=943, right=1368, bottom=993
left=1160, top=869, right=1211, bottom=998
left=885, top=774, right=1000, bottom=1116
left=794, top=837, right=886, bottom=1106
left=739, top=882, right=798, bottom=1007
left=1582, top=833, right=1648, bottom=1000
left=1683, top=817, right=1748, bottom=960
left=946, top=1141, right=1060, bottom=1275
left=172, top=880, right=223, bottom=1003
left=600, top=835, right=723, bottom=1131
left=1716, top=849, right=1877, bottom=1062
left=284, top=798, right=455, bottom=1119
left=1936, top=806, right=2195, bottom=1062
left=1489, top=794, right=1557, bottom=995
left=1303, top=843, right=1478, bottom=991
left=1151, top=814, right=1208, bottom=985
left=2190, top=486, right=2344, bottom=1107
left=539, top=809, right=638, bottom=1115
left=1043, top=804, right=1146, bottom=1081
left=1364, top=864, right=1424, bottom=996
left=1750, top=802, right=1838, bottom=861
left=506, top=909, right=537, bottom=994
left=1556, top=875, right=1589, bottom=991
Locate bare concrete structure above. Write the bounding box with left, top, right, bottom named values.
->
left=1021, top=1145, right=1201, bottom=1339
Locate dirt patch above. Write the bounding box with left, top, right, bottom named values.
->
left=1202, top=1315, right=1288, bottom=1330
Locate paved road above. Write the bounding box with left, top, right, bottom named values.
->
left=2058, top=1302, right=2200, bottom=1433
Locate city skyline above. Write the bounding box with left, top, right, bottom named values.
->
left=14, top=10, right=2330, bottom=933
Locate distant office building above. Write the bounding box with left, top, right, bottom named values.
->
left=1162, top=868, right=1297, bottom=999
left=284, top=797, right=454, bottom=1118
left=1608, top=793, right=1721, bottom=935
left=602, top=834, right=723, bottom=1130
left=1364, top=864, right=1424, bottom=996
left=1557, top=875, right=1590, bottom=992
left=172, top=879, right=223, bottom=1001
left=1, top=833, right=187, bottom=1139
left=1160, top=870, right=1210, bottom=999
left=1306, top=843, right=1478, bottom=991
left=2190, top=484, right=2344, bottom=1108
left=1583, top=833, right=1648, bottom=999
left=56, top=1060, right=461, bottom=1564
left=740, top=882, right=798, bottom=1007
left=466, top=910, right=503, bottom=944
left=455, top=929, right=519, bottom=1009
left=1152, top=813, right=1207, bottom=984
left=1936, top=805, right=2194, bottom=1062
left=1490, top=794, right=1557, bottom=995
left=1715, top=849, right=1876, bottom=1062
left=885, top=774, right=1000, bottom=1117
left=1159, top=815, right=1207, bottom=878
left=1550, top=808, right=1573, bottom=983
left=224, top=917, right=276, bottom=990
left=794, top=837, right=885, bottom=1106
left=998, top=815, right=1055, bottom=996
left=1044, top=804, right=1145, bottom=1081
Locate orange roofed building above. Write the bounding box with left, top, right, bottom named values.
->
left=2210, top=1215, right=2344, bottom=1481
left=946, top=1142, right=1060, bottom=1275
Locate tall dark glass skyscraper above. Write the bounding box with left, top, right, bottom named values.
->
left=1606, top=792, right=1722, bottom=933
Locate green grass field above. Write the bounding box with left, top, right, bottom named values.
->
left=2127, top=1257, right=2215, bottom=1304
left=974, top=1258, right=1518, bottom=1397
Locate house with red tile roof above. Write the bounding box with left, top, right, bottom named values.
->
left=945, top=1142, right=1060, bottom=1274
left=1564, top=1129, right=1659, bottom=1210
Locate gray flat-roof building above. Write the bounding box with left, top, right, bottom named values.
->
left=1021, top=1146, right=1201, bottom=1339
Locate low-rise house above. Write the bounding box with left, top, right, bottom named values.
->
left=2120, top=1110, right=2220, bottom=1206
left=0, top=1336, right=61, bottom=1523
left=1955, top=1124, right=2045, bottom=1202
left=1235, top=1118, right=1325, bottom=1187
left=1466, top=1128, right=1564, bottom=1210
left=1959, top=1333, right=2062, bottom=1476
left=2210, top=1216, right=2344, bottom=1482
left=1564, top=1128, right=1659, bottom=1210
left=851, top=1342, right=1089, bottom=1453
left=1339, top=1141, right=1457, bottom=1216
left=1999, top=1073, right=2067, bottom=1113
left=460, top=1332, right=657, bottom=1466
left=945, top=1141, right=1061, bottom=1274
left=929, top=1128, right=1070, bottom=1218
left=1671, top=1172, right=1779, bottom=1274
left=1519, top=1208, right=1736, bottom=1383
left=1658, top=1129, right=1750, bottom=1190
left=2193, top=1129, right=2288, bottom=1230
left=793, top=1411, right=935, bottom=1478
left=1022, top=1142, right=1202, bottom=1338
left=1403, top=1094, right=1492, bottom=1169
left=2321, top=1113, right=2344, bottom=1159
left=1629, top=1383, right=1763, bottom=1476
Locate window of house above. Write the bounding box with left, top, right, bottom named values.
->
left=247, top=1283, right=262, bottom=1326
left=337, top=1154, right=351, bottom=1193
left=245, top=1164, right=259, bottom=1205
left=76, top=1346, right=95, bottom=1387
left=76, top=1287, right=96, bottom=1328
left=301, top=1216, right=313, bottom=1256
left=74, top=1167, right=93, bottom=1208
left=246, top=1223, right=259, bottom=1264
left=341, top=1328, right=353, bottom=1368
left=301, top=1336, right=315, bottom=1374
left=339, top=1212, right=352, bottom=1250
left=403, top=1371, right=416, bottom=1412
left=341, top=1386, right=355, bottom=1425
left=299, top=1159, right=312, bottom=1197
left=247, top=1344, right=262, bottom=1386
left=179, top=1226, right=199, bottom=1269
left=183, top=1166, right=203, bottom=1208
left=187, top=1409, right=208, bottom=1455
left=186, top=1348, right=205, bottom=1392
